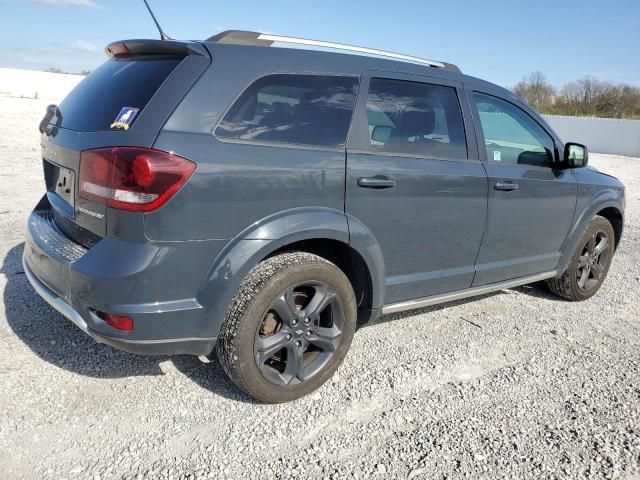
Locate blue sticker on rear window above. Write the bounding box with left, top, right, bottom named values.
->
left=110, top=107, right=139, bottom=130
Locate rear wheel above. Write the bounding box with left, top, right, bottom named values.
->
left=216, top=252, right=356, bottom=403
left=546, top=215, right=615, bottom=301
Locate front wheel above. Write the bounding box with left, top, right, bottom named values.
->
left=546, top=215, right=615, bottom=301
left=216, top=252, right=357, bottom=403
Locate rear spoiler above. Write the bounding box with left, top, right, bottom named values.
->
left=105, top=39, right=208, bottom=58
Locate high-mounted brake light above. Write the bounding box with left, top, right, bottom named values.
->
left=105, top=42, right=131, bottom=58
left=79, top=147, right=195, bottom=212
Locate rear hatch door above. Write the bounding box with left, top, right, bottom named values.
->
left=40, top=40, right=210, bottom=246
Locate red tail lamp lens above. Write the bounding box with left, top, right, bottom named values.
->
left=79, top=147, right=195, bottom=212
left=130, top=154, right=155, bottom=187
left=96, top=311, right=134, bottom=332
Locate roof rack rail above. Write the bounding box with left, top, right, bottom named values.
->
left=206, top=30, right=461, bottom=73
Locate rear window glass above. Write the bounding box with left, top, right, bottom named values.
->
left=215, top=74, right=359, bottom=148
left=56, top=57, right=182, bottom=132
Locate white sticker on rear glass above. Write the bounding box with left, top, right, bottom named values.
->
left=493, top=150, right=501, bottom=161
left=110, top=107, right=139, bottom=130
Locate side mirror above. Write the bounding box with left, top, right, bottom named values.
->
left=564, top=142, right=588, bottom=168
left=371, top=125, right=392, bottom=144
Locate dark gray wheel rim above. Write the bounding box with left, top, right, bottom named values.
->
left=576, top=229, right=610, bottom=291
left=254, top=281, right=344, bottom=386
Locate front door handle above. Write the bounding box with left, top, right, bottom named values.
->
left=357, top=176, right=396, bottom=189
left=494, top=181, right=519, bottom=191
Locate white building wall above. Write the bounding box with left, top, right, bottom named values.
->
left=543, top=114, right=640, bottom=157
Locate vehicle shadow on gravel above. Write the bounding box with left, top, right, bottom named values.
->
left=510, top=282, right=566, bottom=301
left=3, top=241, right=555, bottom=403
left=2, top=243, right=255, bottom=403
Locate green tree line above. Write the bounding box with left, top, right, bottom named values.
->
left=512, top=72, right=640, bottom=119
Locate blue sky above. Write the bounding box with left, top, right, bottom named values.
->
left=2, top=0, right=639, bottom=87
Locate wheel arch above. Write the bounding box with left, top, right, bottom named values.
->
left=557, top=193, right=624, bottom=275
left=596, top=206, right=623, bottom=249
left=268, top=238, right=377, bottom=325
left=198, top=207, right=385, bottom=338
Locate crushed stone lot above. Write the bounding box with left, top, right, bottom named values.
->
left=0, top=96, right=639, bottom=479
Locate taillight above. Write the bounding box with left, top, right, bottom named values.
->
left=79, top=147, right=195, bottom=212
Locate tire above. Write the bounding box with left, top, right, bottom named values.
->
left=546, top=215, right=615, bottom=301
left=216, top=251, right=357, bottom=403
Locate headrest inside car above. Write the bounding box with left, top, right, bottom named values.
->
left=396, top=105, right=435, bottom=137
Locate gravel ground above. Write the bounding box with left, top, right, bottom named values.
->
left=0, top=96, right=639, bottom=479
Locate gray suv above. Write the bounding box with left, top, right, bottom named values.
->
left=25, top=31, right=625, bottom=402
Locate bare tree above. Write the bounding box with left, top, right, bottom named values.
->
left=558, top=77, right=633, bottom=117
left=514, top=72, right=556, bottom=109
left=512, top=73, right=640, bottom=119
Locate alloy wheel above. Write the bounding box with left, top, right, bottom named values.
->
left=576, top=230, right=610, bottom=291
left=254, top=281, right=344, bottom=386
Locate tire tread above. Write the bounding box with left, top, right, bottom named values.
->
left=216, top=251, right=336, bottom=399
left=545, top=215, right=614, bottom=301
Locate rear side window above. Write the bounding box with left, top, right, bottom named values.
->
left=365, top=78, right=467, bottom=159
left=57, top=57, right=182, bottom=132
left=215, top=74, right=359, bottom=148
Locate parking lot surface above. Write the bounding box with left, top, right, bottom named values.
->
left=0, top=97, right=639, bottom=479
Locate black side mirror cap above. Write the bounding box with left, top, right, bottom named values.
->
left=564, top=142, right=589, bottom=168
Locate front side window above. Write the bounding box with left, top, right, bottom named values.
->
left=474, top=93, right=555, bottom=167
left=365, top=78, right=467, bottom=159
left=215, top=74, right=359, bottom=148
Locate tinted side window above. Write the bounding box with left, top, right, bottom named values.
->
left=474, top=93, right=555, bottom=167
left=365, top=78, right=467, bottom=159
left=57, top=57, right=182, bottom=132
left=215, top=74, right=359, bottom=148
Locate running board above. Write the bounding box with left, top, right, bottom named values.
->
left=381, top=271, right=557, bottom=315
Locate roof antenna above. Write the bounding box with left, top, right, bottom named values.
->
left=142, top=0, right=172, bottom=40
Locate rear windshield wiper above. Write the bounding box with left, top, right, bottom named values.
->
left=39, top=104, right=62, bottom=136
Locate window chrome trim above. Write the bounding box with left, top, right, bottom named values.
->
left=213, top=136, right=347, bottom=153
left=346, top=148, right=480, bottom=164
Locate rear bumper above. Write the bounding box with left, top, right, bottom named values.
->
left=23, top=257, right=215, bottom=355
left=23, top=206, right=222, bottom=356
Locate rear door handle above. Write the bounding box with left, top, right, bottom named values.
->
left=494, top=181, right=519, bottom=191
left=357, top=176, right=396, bottom=189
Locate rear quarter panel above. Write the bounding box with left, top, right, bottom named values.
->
left=150, top=45, right=359, bottom=241
left=148, top=132, right=346, bottom=241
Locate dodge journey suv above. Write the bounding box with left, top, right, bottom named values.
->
left=25, top=31, right=625, bottom=402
